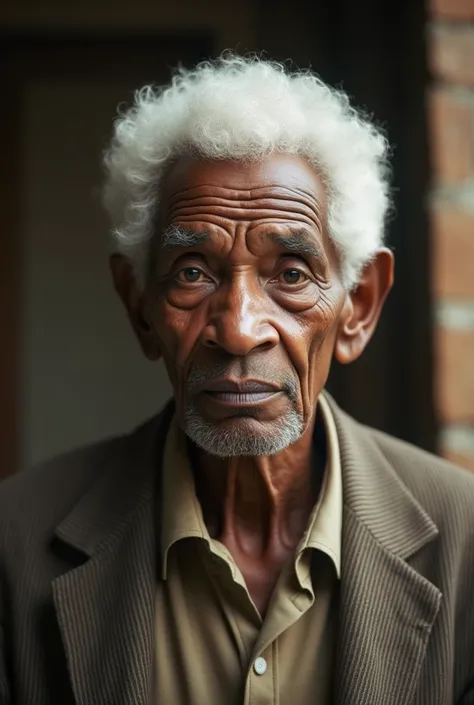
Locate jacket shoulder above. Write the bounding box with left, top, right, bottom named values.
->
left=0, top=434, right=126, bottom=531
left=0, top=405, right=171, bottom=536
left=366, top=424, right=474, bottom=525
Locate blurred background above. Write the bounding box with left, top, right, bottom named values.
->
left=1, top=0, right=473, bottom=475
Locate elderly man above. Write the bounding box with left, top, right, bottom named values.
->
left=1, top=55, right=474, bottom=705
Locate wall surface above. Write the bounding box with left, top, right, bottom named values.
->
left=429, top=0, right=474, bottom=470
left=0, top=0, right=256, bottom=51
left=21, top=80, right=173, bottom=468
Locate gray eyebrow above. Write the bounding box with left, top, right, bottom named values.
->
left=160, top=225, right=209, bottom=250
left=270, top=232, right=324, bottom=260
left=159, top=225, right=324, bottom=261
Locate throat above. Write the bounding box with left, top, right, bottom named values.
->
left=189, top=410, right=327, bottom=612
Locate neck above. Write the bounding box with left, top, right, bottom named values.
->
left=190, top=412, right=326, bottom=559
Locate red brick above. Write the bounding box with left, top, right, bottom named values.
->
left=442, top=449, right=474, bottom=472
left=430, top=0, right=474, bottom=19
left=430, top=27, right=474, bottom=87
left=435, top=327, right=474, bottom=421
left=428, top=89, right=472, bottom=183
left=432, top=207, right=474, bottom=297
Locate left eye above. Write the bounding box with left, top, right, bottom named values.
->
left=279, top=269, right=307, bottom=285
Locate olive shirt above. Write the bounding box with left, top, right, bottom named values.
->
left=153, top=393, right=342, bottom=705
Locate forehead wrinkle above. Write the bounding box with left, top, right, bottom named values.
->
left=167, top=210, right=318, bottom=230
left=166, top=183, right=324, bottom=219
left=166, top=197, right=324, bottom=231
left=167, top=183, right=318, bottom=201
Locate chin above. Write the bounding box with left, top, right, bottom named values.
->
left=183, top=408, right=304, bottom=457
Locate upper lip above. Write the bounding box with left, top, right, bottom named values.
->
left=203, top=379, right=280, bottom=394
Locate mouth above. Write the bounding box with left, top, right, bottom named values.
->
left=200, top=379, right=282, bottom=407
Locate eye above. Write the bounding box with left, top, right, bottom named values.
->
left=279, top=269, right=308, bottom=285
left=176, top=267, right=205, bottom=283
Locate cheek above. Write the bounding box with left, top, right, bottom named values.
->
left=307, top=292, right=344, bottom=375
left=150, top=301, right=202, bottom=380
left=281, top=289, right=343, bottom=398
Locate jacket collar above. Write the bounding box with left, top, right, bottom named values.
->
left=324, top=392, right=438, bottom=559
left=53, top=404, right=175, bottom=558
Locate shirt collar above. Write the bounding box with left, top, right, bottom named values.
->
left=296, top=391, right=343, bottom=579
left=160, top=417, right=210, bottom=579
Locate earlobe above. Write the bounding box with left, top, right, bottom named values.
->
left=334, top=248, right=394, bottom=365
left=334, top=324, right=369, bottom=365
left=109, top=253, right=162, bottom=361
left=136, top=306, right=162, bottom=361
left=136, top=310, right=151, bottom=333
left=334, top=296, right=363, bottom=365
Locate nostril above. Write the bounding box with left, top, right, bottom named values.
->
left=204, top=338, right=219, bottom=348
left=259, top=341, right=275, bottom=352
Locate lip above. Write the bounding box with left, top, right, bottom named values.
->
left=202, top=378, right=281, bottom=394
left=198, top=378, right=282, bottom=408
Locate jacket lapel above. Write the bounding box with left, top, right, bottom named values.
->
left=326, top=395, right=442, bottom=705
left=52, top=405, right=173, bottom=705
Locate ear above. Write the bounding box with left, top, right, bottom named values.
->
left=109, top=254, right=161, bottom=361
left=334, top=248, right=394, bottom=365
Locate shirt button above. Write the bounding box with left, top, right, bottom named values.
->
left=254, top=657, right=267, bottom=675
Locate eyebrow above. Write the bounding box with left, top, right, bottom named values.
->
left=270, top=232, right=324, bottom=260
left=160, top=225, right=209, bottom=250
left=160, top=225, right=324, bottom=261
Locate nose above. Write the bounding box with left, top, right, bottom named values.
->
left=201, top=277, right=280, bottom=356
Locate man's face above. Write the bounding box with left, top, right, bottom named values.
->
left=137, top=154, right=351, bottom=456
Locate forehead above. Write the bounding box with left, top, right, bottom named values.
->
left=161, top=153, right=327, bottom=222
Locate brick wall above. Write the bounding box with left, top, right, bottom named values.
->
left=429, top=0, right=474, bottom=471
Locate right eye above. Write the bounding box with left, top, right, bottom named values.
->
left=176, top=267, right=206, bottom=283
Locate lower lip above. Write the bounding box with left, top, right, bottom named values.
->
left=204, top=391, right=279, bottom=406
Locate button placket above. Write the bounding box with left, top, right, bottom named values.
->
left=245, top=646, right=275, bottom=705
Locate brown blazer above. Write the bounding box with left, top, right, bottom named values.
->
left=1, top=395, right=474, bottom=705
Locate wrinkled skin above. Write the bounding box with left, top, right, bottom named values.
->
left=112, top=154, right=394, bottom=614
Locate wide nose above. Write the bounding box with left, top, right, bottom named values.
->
left=201, top=275, right=280, bottom=356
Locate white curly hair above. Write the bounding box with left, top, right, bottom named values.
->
left=102, top=54, right=392, bottom=288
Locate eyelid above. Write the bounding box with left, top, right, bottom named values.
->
left=277, top=257, right=314, bottom=274
left=171, top=251, right=207, bottom=267
left=171, top=255, right=208, bottom=274
left=277, top=252, right=313, bottom=267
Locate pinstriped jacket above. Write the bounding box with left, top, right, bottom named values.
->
left=0, top=394, right=474, bottom=705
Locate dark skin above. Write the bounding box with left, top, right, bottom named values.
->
left=111, top=154, right=394, bottom=615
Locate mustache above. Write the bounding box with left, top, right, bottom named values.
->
left=186, top=361, right=299, bottom=402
